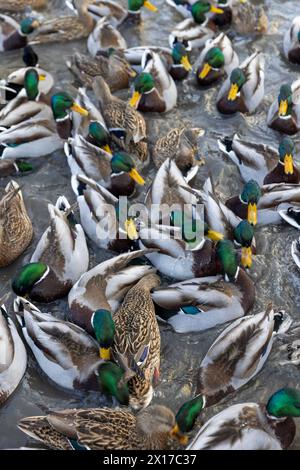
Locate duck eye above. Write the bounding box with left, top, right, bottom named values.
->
left=137, top=345, right=149, bottom=366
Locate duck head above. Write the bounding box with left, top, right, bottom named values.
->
left=278, top=84, right=293, bottom=117
left=88, top=121, right=112, bottom=154
left=20, top=17, right=40, bottom=35
left=129, top=72, right=155, bottom=109
left=266, top=388, right=300, bottom=418
left=24, top=68, right=45, bottom=101
left=198, top=47, right=225, bottom=79
left=234, top=220, right=254, bottom=269
left=51, top=92, right=89, bottom=121
left=240, top=180, right=261, bottom=226
left=172, top=42, right=192, bottom=71
left=91, top=309, right=115, bottom=360
left=217, top=239, right=239, bottom=281
left=128, top=0, right=158, bottom=13
left=12, top=262, right=49, bottom=297
left=191, top=1, right=224, bottom=24
left=111, top=152, right=145, bottom=185
left=97, top=361, right=130, bottom=405
left=279, top=137, right=295, bottom=175
left=175, top=395, right=205, bottom=443
left=227, top=68, right=247, bottom=101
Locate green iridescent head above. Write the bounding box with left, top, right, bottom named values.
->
left=89, top=122, right=110, bottom=148
left=234, top=220, right=254, bottom=248
left=16, top=161, right=33, bottom=173
left=51, top=92, right=74, bottom=120
left=298, top=31, right=300, bottom=43
left=230, top=68, right=246, bottom=88
left=241, top=180, right=261, bottom=204
left=266, top=388, right=300, bottom=418
left=278, top=84, right=293, bottom=116
left=217, top=239, right=238, bottom=280
left=205, top=47, right=225, bottom=68
left=128, top=0, right=157, bottom=13
left=20, top=17, right=40, bottom=35
left=12, top=262, right=48, bottom=296
left=176, top=395, right=205, bottom=433
left=172, top=42, right=191, bottom=69
left=111, top=152, right=135, bottom=174
left=91, top=309, right=115, bottom=357
left=191, top=1, right=223, bottom=24
left=133, top=72, right=155, bottom=94
left=97, top=361, right=129, bottom=405
left=278, top=137, right=295, bottom=162
left=24, top=68, right=40, bottom=101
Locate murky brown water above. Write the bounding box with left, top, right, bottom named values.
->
left=1, top=0, right=300, bottom=450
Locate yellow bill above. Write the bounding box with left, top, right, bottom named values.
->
left=210, top=6, right=224, bottom=14
left=284, top=154, right=294, bottom=175
left=103, top=144, right=113, bottom=154
left=241, top=246, right=252, bottom=269
left=199, top=62, right=212, bottom=79
left=71, top=102, right=89, bottom=116
left=170, top=424, right=189, bottom=446
left=228, top=83, right=239, bottom=101
left=125, top=218, right=138, bottom=241
left=129, top=168, right=145, bottom=185
left=207, top=229, right=224, bottom=242
left=100, top=347, right=111, bottom=360
left=144, top=0, right=158, bottom=12
left=279, top=99, right=288, bottom=116
left=31, top=20, right=40, bottom=29
left=38, top=74, right=46, bottom=81
left=129, top=91, right=141, bottom=109
left=247, top=202, right=257, bottom=226
left=181, top=55, right=192, bottom=72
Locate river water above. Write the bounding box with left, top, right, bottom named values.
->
left=1, top=0, right=300, bottom=450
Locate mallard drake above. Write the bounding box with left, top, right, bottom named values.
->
left=219, top=135, right=300, bottom=186
left=0, top=0, right=47, bottom=12
left=0, top=181, right=33, bottom=267
left=67, top=49, right=136, bottom=91
left=68, top=249, right=156, bottom=335
left=112, top=273, right=161, bottom=410
left=187, top=388, right=300, bottom=450
left=267, top=81, right=300, bottom=135
left=12, top=196, right=89, bottom=302
left=151, top=239, right=255, bottom=333
left=17, top=400, right=201, bottom=450
left=169, top=1, right=224, bottom=50
left=279, top=206, right=300, bottom=231
left=93, top=76, right=148, bottom=163
left=283, top=16, right=300, bottom=65
left=0, top=15, right=40, bottom=51
left=217, top=51, right=264, bottom=114
left=152, top=127, right=205, bottom=174
left=71, top=174, right=142, bottom=250
left=0, top=298, right=27, bottom=406
left=87, top=17, right=127, bottom=57
left=225, top=179, right=261, bottom=226
left=0, top=159, right=33, bottom=177
left=196, top=33, right=239, bottom=87
left=52, top=91, right=89, bottom=140
left=129, top=50, right=177, bottom=113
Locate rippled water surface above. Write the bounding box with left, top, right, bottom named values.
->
left=1, top=0, right=300, bottom=450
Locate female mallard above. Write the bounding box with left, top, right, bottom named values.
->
left=230, top=0, right=268, bottom=35
left=267, top=81, right=300, bottom=135
left=217, top=51, right=264, bottom=115
left=112, top=274, right=161, bottom=410
left=87, top=17, right=127, bottom=57
left=196, top=33, right=239, bottom=87
left=17, top=401, right=201, bottom=450
left=0, top=0, right=47, bottom=12
left=152, top=127, right=205, bottom=175
left=71, top=174, right=141, bottom=250
left=0, top=181, right=33, bottom=267
left=93, top=76, right=148, bottom=163
left=129, top=50, right=177, bottom=113
left=187, top=388, right=300, bottom=450
left=151, top=239, right=255, bottom=333
left=67, top=49, right=136, bottom=91
left=219, top=135, right=300, bottom=186
left=0, top=298, right=27, bottom=406
left=68, top=249, right=156, bottom=335
left=12, top=196, right=89, bottom=302
left=169, top=1, right=224, bottom=50
left=283, top=17, right=300, bottom=65
left=29, top=0, right=95, bottom=45
left=0, top=16, right=40, bottom=51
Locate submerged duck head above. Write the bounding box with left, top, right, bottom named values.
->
left=234, top=220, right=254, bottom=269
left=240, top=179, right=261, bottom=226
left=191, top=1, right=224, bottom=24
left=128, top=0, right=158, bottom=13
left=217, top=239, right=238, bottom=281
left=24, top=68, right=45, bottom=101
left=97, top=361, right=130, bottom=405
left=278, top=84, right=293, bottom=117
left=129, top=72, right=155, bottom=109
left=279, top=137, right=295, bottom=175
left=91, top=309, right=115, bottom=360
left=199, top=47, right=225, bottom=79
left=266, top=388, right=300, bottom=418
left=89, top=121, right=112, bottom=154
left=172, top=42, right=192, bottom=71
left=227, top=68, right=247, bottom=101
left=111, top=152, right=145, bottom=185
left=20, top=17, right=40, bottom=35
left=12, top=262, right=49, bottom=297
left=51, top=92, right=89, bottom=121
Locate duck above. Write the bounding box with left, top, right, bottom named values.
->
left=169, top=1, right=224, bottom=50
left=225, top=179, right=261, bottom=226
left=0, top=15, right=40, bottom=51
left=112, top=273, right=161, bottom=410
left=29, top=0, right=95, bottom=45
left=230, top=0, right=268, bottom=35
left=12, top=196, right=89, bottom=303
left=267, top=81, right=300, bottom=135
left=151, top=239, right=255, bottom=333
left=51, top=91, right=89, bottom=140
left=219, top=135, right=300, bottom=186
left=283, top=16, right=300, bottom=65
left=196, top=33, right=239, bottom=87
left=92, top=76, right=148, bottom=164
left=0, top=159, right=33, bottom=177
left=152, top=127, right=205, bottom=175
left=87, top=17, right=127, bottom=58
left=71, top=174, right=142, bottom=250
left=0, top=0, right=47, bottom=12
left=0, top=181, right=33, bottom=267
left=129, top=50, right=177, bottom=113
left=66, top=49, right=136, bottom=91
left=68, top=249, right=157, bottom=335
left=187, top=388, right=300, bottom=450
left=17, top=400, right=202, bottom=450
left=0, top=297, right=27, bottom=406
left=13, top=297, right=123, bottom=391
left=279, top=206, right=300, bottom=231
left=217, top=51, right=264, bottom=115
